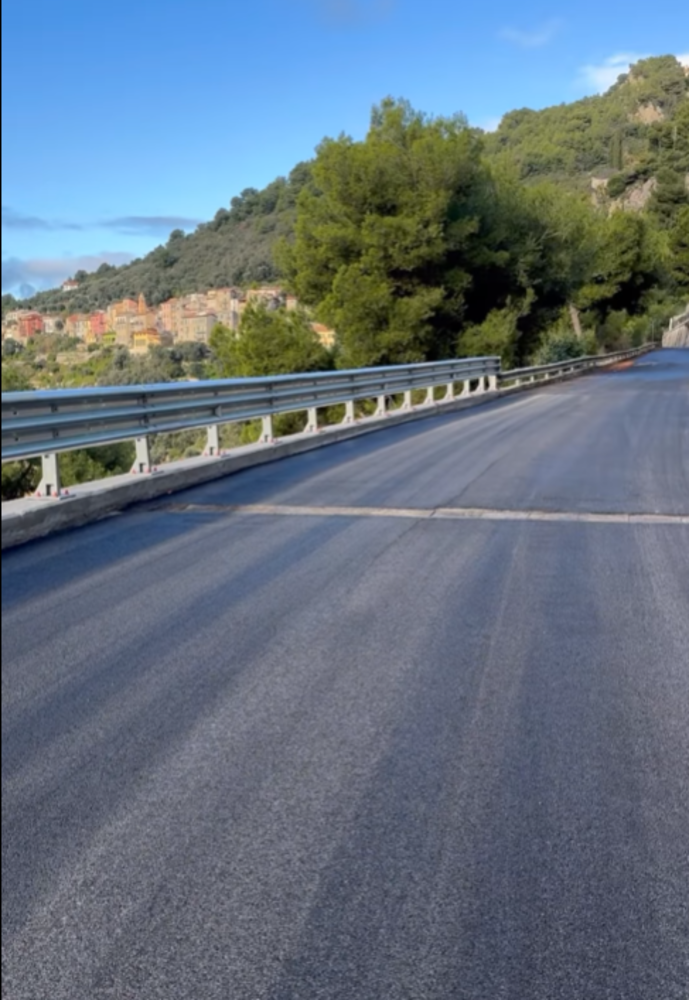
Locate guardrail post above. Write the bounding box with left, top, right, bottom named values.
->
left=444, top=382, right=454, bottom=402
left=205, top=424, right=221, bottom=457
left=342, top=400, right=356, bottom=424
left=306, top=407, right=318, bottom=433
left=375, top=395, right=387, bottom=417
left=403, top=390, right=413, bottom=411
left=132, top=436, right=152, bottom=474
left=35, top=452, right=61, bottom=498
left=487, top=375, right=498, bottom=391
left=424, top=387, right=435, bottom=406
left=259, top=414, right=274, bottom=443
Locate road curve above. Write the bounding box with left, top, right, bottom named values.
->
left=2, top=349, right=688, bottom=999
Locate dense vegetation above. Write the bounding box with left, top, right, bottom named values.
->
left=486, top=56, right=688, bottom=188
left=277, top=75, right=686, bottom=368
left=210, top=303, right=332, bottom=378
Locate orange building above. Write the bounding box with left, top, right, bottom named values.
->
left=106, top=298, right=139, bottom=328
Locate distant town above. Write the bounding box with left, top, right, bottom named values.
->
left=1, top=281, right=336, bottom=352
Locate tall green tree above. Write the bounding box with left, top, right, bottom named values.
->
left=669, top=206, right=689, bottom=292
left=649, top=167, right=689, bottom=227
left=1, top=293, right=19, bottom=318
left=209, top=303, right=333, bottom=377
left=577, top=211, right=662, bottom=319
left=610, top=131, right=624, bottom=171
left=458, top=172, right=597, bottom=359
left=279, top=98, right=488, bottom=368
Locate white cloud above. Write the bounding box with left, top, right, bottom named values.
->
left=479, top=116, right=503, bottom=133
left=577, top=52, right=689, bottom=94
left=2, top=252, right=135, bottom=294
left=500, top=19, right=562, bottom=48
left=577, top=53, right=646, bottom=93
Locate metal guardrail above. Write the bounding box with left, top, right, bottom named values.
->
left=1, top=347, right=650, bottom=498
left=498, top=346, right=649, bottom=385
left=2, top=357, right=499, bottom=495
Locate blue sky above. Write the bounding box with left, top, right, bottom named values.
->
left=2, top=0, right=687, bottom=295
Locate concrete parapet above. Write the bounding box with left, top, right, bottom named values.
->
left=663, top=308, right=689, bottom=347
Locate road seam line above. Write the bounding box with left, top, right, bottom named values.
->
left=161, top=503, right=689, bottom=526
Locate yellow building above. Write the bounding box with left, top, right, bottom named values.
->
left=131, top=329, right=173, bottom=353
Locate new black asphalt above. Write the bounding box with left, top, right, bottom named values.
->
left=2, top=349, right=688, bottom=999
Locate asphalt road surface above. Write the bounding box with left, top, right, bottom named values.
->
left=3, top=349, right=688, bottom=1000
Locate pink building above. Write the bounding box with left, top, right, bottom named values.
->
left=88, top=311, right=108, bottom=340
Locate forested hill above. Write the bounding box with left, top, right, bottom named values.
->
left=9, top=55, right=688, bottom=316
left=8, top=162, right=313, bottom=316
left=486, top=55, right=688, bottom=186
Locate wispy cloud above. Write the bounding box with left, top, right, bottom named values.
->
left=2, top=252, right=135, bottom=294
left=99, top=215, right=201, bottom=236
left=2, top=206, right=199, bottom=236
left=2, top=207, right=51, bottom=231
left=500, top=19, right=562, bottom=48
left=2, top=206, right=83, bottom=231
left=577, top=52, right=647, bottom=93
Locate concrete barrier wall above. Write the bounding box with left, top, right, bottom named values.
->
left=663, top=308, right=689, bottom=348
left=663, top=321, right=689, bottom=348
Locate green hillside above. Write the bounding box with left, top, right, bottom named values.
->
left=7, top=163, right=313, bottom=316
left=486, top=56, right=688, bottom=184
left=6, top=55, right=688, bottom=324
